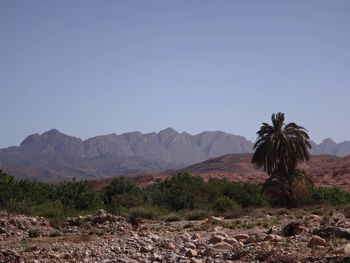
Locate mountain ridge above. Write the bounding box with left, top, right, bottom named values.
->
left=0, top=128, right=349, bottom=181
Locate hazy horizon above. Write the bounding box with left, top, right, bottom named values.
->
left=1, top=1, right=349, bottom=147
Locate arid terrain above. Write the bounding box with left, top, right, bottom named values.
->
left=92, top=154, right=350, bottom=192
left=2, top=209, right=350, bottom=262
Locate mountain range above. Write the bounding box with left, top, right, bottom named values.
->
left=0, top=128, right=349, bottom=181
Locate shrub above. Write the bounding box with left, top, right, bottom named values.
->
left=28, top=229, right=41, bottom=238
left=207, top=179, right=269, bottom=208
left=312, top=187, right=350, bottom=205
left=161, top=213, right=182, bottom=222
left=103, top=177, right=141, bottom=208
left=52, top=180, right=102, bottom=210
left=129, top=207, right=156, bottom=220
left=213, top=196, right=239, bottom=213
left=49, top=230, right=63, bottom=237
left=149, top=173, right=206, bottom=211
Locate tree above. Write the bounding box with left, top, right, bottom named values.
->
left=251, top=112, right=311, bottom=206
left=102, top=176, right=141, bottom=208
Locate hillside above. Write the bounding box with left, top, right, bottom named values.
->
left=180, top=154, right=350, bottom=191
left=92, top=154, right=350, bottom=193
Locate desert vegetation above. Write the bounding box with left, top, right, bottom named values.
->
left=1, top=170, right=350, bottom=225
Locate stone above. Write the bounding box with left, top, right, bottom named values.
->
left=185, top=249, right=197, bottom=258
left=308, top=214, right=322, bottom=222
left=181, top=232, right=191, bottom=242
left=234, top=234, right=249, bottom=242
left=282, top=222, right=307, bottom=236
left=208, top=235, right=224, bottom=245
left=249, top=232, right=267, bottom=243
left=140, top=244, right=153, bottom=253
left=203, top=247, right=216, bottom=257
left=308, top=236, right=326, bottom=247
left=223, top=237, right=238, bottom=245
left=334, top=243, right=350, bottom=255
left=185, top=242, right=196, bottom=249
left=166, top=242, right=176, bottom=250
left=211, top=241, right=233, bottom=251
left=190, top=259, right=203, bottom=263
left=191, top=233, right=200, bottom=240
left=264, top=234, right=283, bottom=242
left=208, top=216, right=223, bottom=223
left=313, top=227, right=350, bottom=240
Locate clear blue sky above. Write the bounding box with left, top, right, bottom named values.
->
left=1, top=0, right=349, bottom=147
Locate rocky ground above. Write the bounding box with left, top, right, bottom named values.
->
left=1, top=209, right=350, bottom=262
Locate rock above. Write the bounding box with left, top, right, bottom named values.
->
left=308, top=214, right=322, bottom=222
left=181, top=232, right=191, bottom=242
left=208, top=216, right=224, bottom=223
left=313, top=227, right=350, bottom=240
left=191, top=233, right=200, bottom=240
left=308, top=236, right=326, bottom=247
left=165, top=242, right=176, bottom=250
left=211, top=241, right=233, bottom=251
left=140, top=244, right=153, bottom=253
left=223, top=237, right=238, bottom=245
left=190, top=259, right=203, bottom=263
left=150, top=253, right=162, bottom=261
left=185, top=249, right=198, bottom=258
left=185, top=242, right=196, bottom=249
left=214, top=226, right=223, bottom=231
left=282, top=222, right=308, bottom=236
left=234, top=233, right=249, bottom=242
left=264, top=234, right=283, bottom=242
left=334, top=243, right=350, bottom=255
left=249, top=232, right=267, bottom=243
left=203, top=247, right=216, bottom=257
left=208, top=235, right=224, bottom=245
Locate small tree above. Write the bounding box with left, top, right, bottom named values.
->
left=252, top=113, right=311, bottom=207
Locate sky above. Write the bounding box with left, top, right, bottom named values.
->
left=0, top=1, right=349, bottom=147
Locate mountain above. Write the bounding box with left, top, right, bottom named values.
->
left=310, top=138, right=350, bottom=157
left=0, top=128, right=253, bottom=181
left=0, top=128, right=349, bottom=182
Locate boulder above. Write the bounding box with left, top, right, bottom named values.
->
left=308, top=236, right=326, bottom=247
left=264, top=234, right=284, bottom=242
left=211, top=241, right=233, bottom=251
left=234, top=233, right=249, bottom=242
left=334, top=243, right=350, bottom=255
left=313, top=227, right=350, bottom=240
left=185, top=249, right=198, bottom=258
left=282, top=222, right=308, bottom=236
left=208, top=235, right=224, bottom=245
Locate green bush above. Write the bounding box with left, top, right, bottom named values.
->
left=312, top=187, right=350, bottom=205
left=52, top=180, right=102, bottom=210
left=28, top=229, right=41, bottom=238
left=148, top=173, right=207, bottom=211
left=212, top=196, right=239, bottom=213
left=103, top=177, right=141, bottom=208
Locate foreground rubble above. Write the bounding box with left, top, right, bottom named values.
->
left=1, top=210, right=350, bottom=262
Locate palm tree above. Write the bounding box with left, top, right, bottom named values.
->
left=252, top=112, right=311, bottom=206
